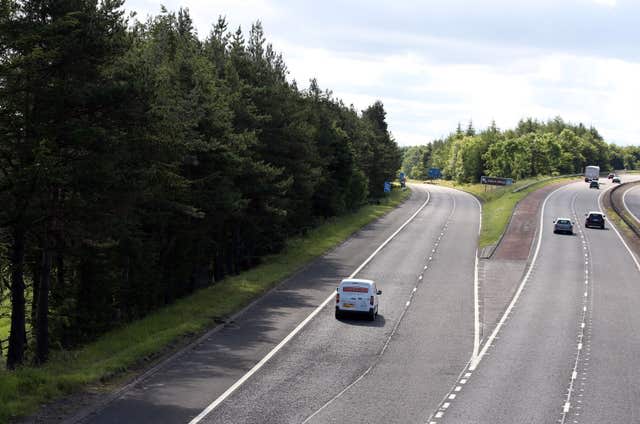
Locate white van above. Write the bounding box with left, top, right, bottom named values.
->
left=335, top=278, right=381, bottom=320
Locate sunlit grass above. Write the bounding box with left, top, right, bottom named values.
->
left=0, top=187, right=410, bottom=423
left=434, top=177, right=578, bottom=247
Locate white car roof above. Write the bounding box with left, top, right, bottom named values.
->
left=340, top=278, right=374, bottom=286
left=556, top=217, right=571, bottom=221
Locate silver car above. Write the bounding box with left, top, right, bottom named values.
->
left=553, top=217, right=574, bottom=234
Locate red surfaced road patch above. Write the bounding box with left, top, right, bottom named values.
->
left=492, top=181, right=573, bottom=261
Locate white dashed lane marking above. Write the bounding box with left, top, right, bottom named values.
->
left=560, top=195, right=593, bottom=424
left=301, top=190, right=461, bottom=424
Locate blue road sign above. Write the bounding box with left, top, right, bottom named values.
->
left=384, top=181, right=391, bottom=193
left=428, top=168, right=442, bottom=179
left=481, top=176, right=513, bottom=186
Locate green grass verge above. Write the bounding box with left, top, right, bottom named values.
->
left=606, top=184, right=640, bottom=241
left=605, top=204, right=637, bottom=240
left=0, top=187, right=410, bottom=423
left=432, top=176, right=578, bottom=247
left=0, top=295, right=9, bottom=340
left=1, top=293, right=11, bottom=360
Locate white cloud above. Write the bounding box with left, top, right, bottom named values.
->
left=124, top=0, right=640, bottom=146
left=592, top=0, right=617, bottom=6
left=277, top=37, right=640, bottom=145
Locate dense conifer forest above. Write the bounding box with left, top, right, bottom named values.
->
left=0, top=1, right=401, bottom=368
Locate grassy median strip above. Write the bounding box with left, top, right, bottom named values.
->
left=0, top=187, right=410, bottom=423
left=434, top=176, right=577, bottom=248
left=604, top=204, right=637, bottom=240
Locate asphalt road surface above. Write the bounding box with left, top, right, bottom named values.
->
left=437, top=176, right=640, bottom=424
left=79, top=183, right=481, bottom=424
left=622, top=183, right=640, bottom=222
left=199, top=185, right=480, bottom=424
left=81, top=176, right=640, bottom=424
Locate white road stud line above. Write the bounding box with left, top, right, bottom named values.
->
left=422, top=189, right=482, bottom=424
left=469, top=184, right=569, bottom=371
left=301, top=189, right=461, bottom=424
left=471, top=194, right=483, bottom=360
left=188, top=190, right=432, bottom=424
left=560, top=189, right=592, bottom=424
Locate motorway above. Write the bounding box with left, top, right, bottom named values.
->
left=436, top=176, right=640, bottom=424
left=78, top=177, right=640, bottom=424
left=79, top=183, right=481, bottom=424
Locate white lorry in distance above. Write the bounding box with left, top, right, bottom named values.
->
left=585, top=165, right=600, bottom=182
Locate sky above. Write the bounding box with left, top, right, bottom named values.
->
left=126, top=0, right=640, bottom=146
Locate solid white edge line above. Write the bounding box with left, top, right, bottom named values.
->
left=469, top=184, right=568, bottom=371
left=423, top=189, right=481, bottom=424
left=442, top=188, right=482, bottom=363
left=598, top=188, right=640, bottom=273
left=622, top=184, right=640, bottom=224
left=471, top=196, right=482, bottom=360
left=188, top=188, right=432, bottom=424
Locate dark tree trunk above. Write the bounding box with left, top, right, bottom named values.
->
left=213, top=245, right=223, bottom=282
left=30, top=256, right=40, bottom=330
left=121, top=251, right=130, bottom=321
left=35, top=246, right=52, bottom=364
left=7, top=225, right=27, bottom=370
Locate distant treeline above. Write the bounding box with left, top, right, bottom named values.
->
left=401, top=118, right=639, bottom=182
left=0, top=1, right=400, bottom=368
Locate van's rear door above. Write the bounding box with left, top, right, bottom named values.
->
left=341, top=285, right=369, bottom=311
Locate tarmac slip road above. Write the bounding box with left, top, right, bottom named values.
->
left=78, top=184, right=480, bottom=424
left=437, top=178, right=640, bottom=424
left=196, top=185, right=480, bottom=424
left=622, top=183, right=640, bottom=222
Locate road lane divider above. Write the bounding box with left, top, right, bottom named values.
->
left=188, top=189, right=432, bottom=424
left=469, top=184, right=568, bottom=370
left=425, top=184, right=568, bottom=424
left=300, top=191, right=458, bottom=424
left=559, top=190, right=592, bottom=423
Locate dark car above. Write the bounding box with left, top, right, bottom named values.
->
left=608, top=173, right=615, bottom=179
left=589, top=180, right=599, bottom=189
left=585, top=211, right=605, bottom=229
